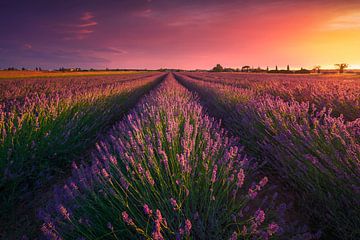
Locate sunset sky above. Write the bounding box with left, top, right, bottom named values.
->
left=1, top=0, right=360, bottom=70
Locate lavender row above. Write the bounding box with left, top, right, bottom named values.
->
left=175, top=73, right=360, bottom=239
left=181, top=72, right=360, bottom=121
left=0, top=72, right=159, bottom=102
left=40, top=74, right=295, bottom=240
left=0, top=73, right=164, bottom=235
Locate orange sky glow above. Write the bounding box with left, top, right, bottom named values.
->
left=0, top=0, right=359, bottom=69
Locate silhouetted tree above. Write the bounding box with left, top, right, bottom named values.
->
left=212, top=64, right=224, bottom=72
left=313, top=66, right=321, bottom=74
left=275, top=66, right=278, bottom=71
left=241, top=66, right=250, bottom=72
left=224, top=68, right=235, bottom=72
left=266, top=66, right=269, bottom=72
left=287, top=65, right=290, bottom=71
left=335, top=63, right=348, bottom=73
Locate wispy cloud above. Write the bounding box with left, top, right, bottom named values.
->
left=77, top=11, right=98, bottom=28
left=165, top=8, right=223, bottom=27
left=23, top=43, right=32, bottom=49
left=134, top=8, right=154, bottom=18
left=77, top=21, right=98, bottom=28
left=94, top=47, right=127, bottom=55
left=326, top=12, right=360, bottom=30
left=61, top=11, right=98, bottom=40
left=81, top=12, right=95, bottom=21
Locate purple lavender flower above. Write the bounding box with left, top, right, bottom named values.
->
left=120, top=175, right=129, bottom=190
left=156, top=209, right=163, bottom=223
left=137, top=163, right=144, bottom=175
left=101, top=168, right=110, bottom=179
left=152, top=209, right=164, bottom=240
left=122, top=211, right=134, bottom=225
left=143, top=204, right=153, bottom=216
left=254, top=209, right=266, bottom=224
left=57, top=204, right=70, bottom=221
left=107, top=222, right=114, bottom=231
left=211, top=164, right=218, bottom=183
left=41, top=222, right=60, bottom=240
left=159, top=150, right=169, bottom=169
left=170, top=198, right=177, bottom=210
left=184, top=219, right=192, bottom=235
left=236, top=169, right=245, bottom=188
left=248, top=187, right=258, bottom=199
left=241, top=225, right=247, bottom=236
left=145, top=170, right=155, bottom=186
left=259, top=176, right=268, bottom=187
left=267, top=222, right=279, bottom=236
left=230, top=231, right=237, bottom=240
left=152, top=231, right=164, bottom=240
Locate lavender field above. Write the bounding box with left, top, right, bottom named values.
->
left=0, top=72, right=164, bottom=238
left=0, top=72, right=359, bottom=239
left=175, top=72, right=360, bottom=239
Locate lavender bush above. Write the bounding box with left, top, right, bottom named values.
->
left=182, top=72, right=360, bottom=121
left=175, top=73, right=360, bottom=239
left=41, top=74, right=284, bottom=240
left=0, top=73, right=164, bottom=231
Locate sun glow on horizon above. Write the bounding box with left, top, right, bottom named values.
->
left=1, top=1, right=360, bottom=70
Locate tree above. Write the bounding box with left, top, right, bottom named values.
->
left=241, top=66, right=250, bottom=72
left=313, top=66, right=321, bottom=74
left=212, top=64, right=224, bottom=72
left=335, top=63, right=348, bottom=73
left=287, top=65, right=290, bottom=71
left=266, top=66, right=269, bottom=72
left=275, top=65, right=278, bottom=71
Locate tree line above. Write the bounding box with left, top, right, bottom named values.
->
left=211, top=63, right=349, bottom=74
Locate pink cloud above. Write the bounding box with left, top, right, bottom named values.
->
left=134, top=8, right=153, bottom=18
left=63, top=29, right=94, bottom=40
left=81, top=12, right=95, bottom=21
left=76, top=29, right=94, bottom=34
left=23, top=43, right=32, bottom=49
left=76, top=21, right=98, bottom=28
left=61, top=11, right=97, bottom=40
left=77, top=11, right=97, bottom=28
left=326, top=12, right=360, bottom=30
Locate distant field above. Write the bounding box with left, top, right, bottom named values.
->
left=0, top=70, right=151, bottom=79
